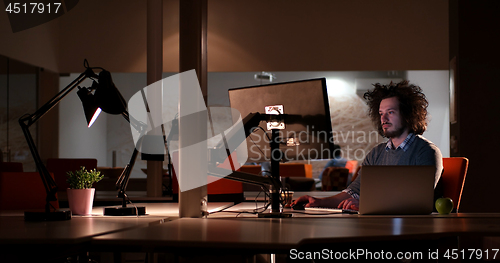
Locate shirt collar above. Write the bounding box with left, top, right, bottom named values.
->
left=385, top=133, right=415, bottom=152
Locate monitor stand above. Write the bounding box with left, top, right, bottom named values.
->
left=257, top=129, right=292, bottom=218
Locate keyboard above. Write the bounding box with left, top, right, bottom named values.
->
left=305, top=207, right=358, bottom=214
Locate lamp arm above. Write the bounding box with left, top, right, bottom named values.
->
left=20, top=69, right=96, bottom=127
left=115, top=146, right=140, bottom=207
left=114, top=111, right=147, bottom=207
left=121, top=111, right=147, bottom=133
left=18, top=67, right=98, bottom=212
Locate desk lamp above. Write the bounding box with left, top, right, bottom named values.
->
left=102, top=111, right=147, bottom=216
left=77, top=72, right=147, bottom=216
left=19, top=59, right=125, bottom=221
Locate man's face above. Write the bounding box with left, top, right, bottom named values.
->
left=379, top=97, right=406, bottom=138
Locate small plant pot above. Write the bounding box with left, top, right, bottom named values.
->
left=67, top=188, right=95, bottom=215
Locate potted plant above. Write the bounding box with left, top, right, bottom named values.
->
left=66, top=166, right=103, bottom=215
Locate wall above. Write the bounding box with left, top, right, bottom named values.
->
left=1, top=0, right=448, bottom=73
left=0, top=5, right=60, bottom=72
left=38, top=68, right=60, bottom=166
left=56, top=0, right=180, bottom=73
left=208, top=0, right=449, bottom=71
left=0, top=73, right=37, bottom=170
left=0, top=0, right=180, bottom=73
left=407, top=70, right=450, bottom=157
left=449, top=0, right=500, bottom=213
left=58, top=74, right=107, bottom=166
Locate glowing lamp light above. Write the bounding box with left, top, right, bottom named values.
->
left=88, top=108, right=102, bottom=127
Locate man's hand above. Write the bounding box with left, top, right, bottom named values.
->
left=291, top=195, right=321, bottom=207
left=291, top=192, right=355, bottom=209
left=338, top=198, right=359, bottom=210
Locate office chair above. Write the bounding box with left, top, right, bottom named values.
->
left=0, top=172, right=59, bottom=210
left=349, top=165, right=361, bottom=184
left=441, top=157, right=469, bottom=212
left=0, top=162, right=24, bottom=172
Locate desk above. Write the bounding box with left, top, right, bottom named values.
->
left=0, top=215, right=166, bottom=262
left=4, top=202, right=500, bottom=262
left=0, top=202, right=232, bottom=262
left=92, top=203, right=500, bottom=261
left=93, top=214, right=500, bottom=250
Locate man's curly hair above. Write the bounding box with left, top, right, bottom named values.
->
left=363, top=80, right=429, bottom=137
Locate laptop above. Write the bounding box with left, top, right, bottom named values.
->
left=358, top=165, right=436, bottom=215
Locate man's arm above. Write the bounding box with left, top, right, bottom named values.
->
left=292, top=192, right=352, bottom=208
left=339, top=146, right=377, bottom=197
left=416, top=142, right=443, bottom=187
left=291, top=146, right=381, bottom=209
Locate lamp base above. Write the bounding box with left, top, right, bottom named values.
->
left=257, top=212, right=292, bottom=218
left=104, top=206, right=146, bottom=216
left=24, top=210, right=72, bottom=221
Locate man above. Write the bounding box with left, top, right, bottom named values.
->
left=292, top=80, right=443, bottom=210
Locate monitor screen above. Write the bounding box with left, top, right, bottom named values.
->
left=228, top=78, right=335, bottom=163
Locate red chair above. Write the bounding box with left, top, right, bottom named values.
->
left=0, top=172, right=59, bottom=210
left=345, top=160, right=358, bottom=175
left=441, top=157, right=469, bottom=212
left=0, top=162, right=24, bottom=172
left=170, top=152, right=243, bottom=196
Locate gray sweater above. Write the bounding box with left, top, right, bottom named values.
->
left=346, top=134, right=443, bottom=197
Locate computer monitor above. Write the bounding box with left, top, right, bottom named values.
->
left=228, top=78, right=335, bottom=164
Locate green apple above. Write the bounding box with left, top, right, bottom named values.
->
left=435, top=197, right=454, bottom=214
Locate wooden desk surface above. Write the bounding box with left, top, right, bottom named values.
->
left=0, top=202, right=235, bottom=262
left=92, top=202, right=500, bottom=254
left=0, top=215, right=166, bottom=246
left=4, top=201, right=500, bottom=258
left=93, top=215, right=500, bottom=247
left=0, top=202, right=232, bottom=246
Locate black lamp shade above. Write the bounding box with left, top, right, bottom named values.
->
left=94, top=70, right=127, bottom=115
left=77, top=86, right=101, bottom=127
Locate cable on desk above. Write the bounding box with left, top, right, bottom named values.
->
left=125, top=195, right=141, bottom=217
left=210, top=203, right=271, bottom=217
left=208, top=203, right=236, bottom=215
left=208, top=187, right=271, bottom=216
